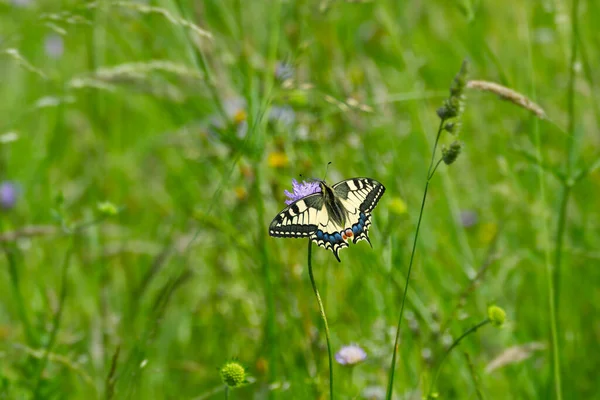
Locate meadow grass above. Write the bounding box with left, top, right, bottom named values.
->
left=1, top=0, right=599, bottom=399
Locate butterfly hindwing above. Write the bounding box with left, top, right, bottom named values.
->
left=310, top=216, right=349, bottom=262
left=332, top=178, right=385, bottom=246
left=269, top=177, right=385, bottom=262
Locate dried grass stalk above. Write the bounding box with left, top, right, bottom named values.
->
left=467, top=80, right=546, bottom=119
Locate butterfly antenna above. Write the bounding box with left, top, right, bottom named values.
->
left=322, top=161, right=332, bottom=183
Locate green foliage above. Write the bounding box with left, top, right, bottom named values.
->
left=0, top=0, right=598, bottom=399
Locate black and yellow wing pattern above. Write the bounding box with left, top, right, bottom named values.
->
left=269, top=178, right=385, bottom=261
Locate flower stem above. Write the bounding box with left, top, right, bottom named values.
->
left=427, top=319, right=491, bottom=398
left=548, top=1, right=580, bottom=398
left=308, top=240, right=334, bottom=400
left=33, top=239, right=74, bottom=397
left=386, top=120, right=445, bottom=400
left=225, top=386, right=229, bottom=400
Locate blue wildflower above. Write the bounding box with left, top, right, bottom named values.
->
left=335, top=344, right=367, bottom=366
left=0, top=181, right=18, bottom=210
left=207, top=97, right=248, bottom=139
left=284, top=179, right=320, bottom=205
left=11, top=0, right=32, bottom=7
left=268, top=105, right=296, bottom=127
left=459, top=210, right=478, bottom=228
left=275, top=61, right=294, bottom=82
left=44, top=34, right=64, bottom=59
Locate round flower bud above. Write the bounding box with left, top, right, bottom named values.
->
left=487, top=305, right=506, bottom=327
left=220, top=361, right=246, bottom=388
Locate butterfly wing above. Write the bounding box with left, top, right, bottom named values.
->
left=332, top=177, right=385, bottom=246
left=269, top=190, right=351, bottom=262
left=269, top=193, right=326, bottom=238
left=269, top=177, right=385, bottom=262
left=310, top=178, right=385, bottom=261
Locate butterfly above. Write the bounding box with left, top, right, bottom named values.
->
left=269, top=178, right=385, bottom=261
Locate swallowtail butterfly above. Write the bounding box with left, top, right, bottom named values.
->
left=269, top=178, right=385, bottom=261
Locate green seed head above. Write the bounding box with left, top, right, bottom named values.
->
left=444, top=122, right=461, bottom=135
left=97, top=201, right=118, bottom=216
left=450, top=59, right=469, bottom=98
left=442, top=141, right=463, bottom=165
left=220, top=361, right=246, bottom=388
left=487, top=305, right=506, bottom=327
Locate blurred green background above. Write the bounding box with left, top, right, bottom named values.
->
left=1, top=0, right=598, bottom=399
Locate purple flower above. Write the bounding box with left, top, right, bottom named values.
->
left=275, top=61, right=294, bottom=82
left=335, top=344, right=367, bottom=366
left=11, top=0, right=32, bottom=7
left=459, top=210, right=478, bottom=228
left=44, top=34, right=64, bottom=59
left=283, top=179, right=320, bottom=205
left=268, top=105, right=296, bottom=127
left=0, top=181, right=18, bottom=210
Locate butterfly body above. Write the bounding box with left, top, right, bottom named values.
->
left=269, top=178, right=385, bottom=261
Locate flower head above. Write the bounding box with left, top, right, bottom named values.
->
left=0, top=181, right=19, bottom=210
left=437, top=59, right=469, bottom=121
left=268, top=151, right=289, bottom=168
left=283, top=179, right=321, bottom=205
left=268, top=105, right=296, bottom=127
left=44, top=34, right=64, bottom=59
left=220, top=361, right=247, bottom=388
left=275, top=61, right=294, bottom=82
left=459, top=210, right=478, bottom=228
left=487, top=305, right=506, bottom=327
left=335, top=344, right=367, bottom=366
left=97, top=201, right=118, bottom=216
left=442, top=141, right=463, bottom=165
left=449, top=59, right=469, bottom=98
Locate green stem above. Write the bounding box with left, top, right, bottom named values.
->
left=525, top=8, right=562, bottom=399
left=308, top=240, right=334, bottom=400
left=566, top=0, right=580, bottom=174
left=427, top=319, right=491, bottom=398
left=3, top=244, right=36, bottom=346
left=225, top=386, right=229, bottom=400
left=255, top=169, right=278, bottom=387
left=548, top=0, right=580, bottom=397
left=429, top=157, right=444, bottom=180
left=552, top=183, right=571, bottom=313
left=386, top=120, right=445, bottom=400
left=33, top=239, right=74, bottom=397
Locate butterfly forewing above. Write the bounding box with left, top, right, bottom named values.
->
left=269, top=177, right=385, bottom=261
left=269, top=193, right=325, bottom=238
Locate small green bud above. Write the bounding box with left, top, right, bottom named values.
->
left=97, top=201, right=118, bottom=216
left=438, top=60, right=468, bottom=121
left=487, top=305, right=506, bottom=327
left=284, top=89, right=309, bottom=107
left=220, top=361, right=246, bottom=388
left=444, top=122, right=461, bottom=135
left=442, top=141, right=462, bottom=165
left=450, top=59, right=469, bottom=98
left=437, top=97, right=463, bottom=120
left=436, top=105, right=449, bottom=120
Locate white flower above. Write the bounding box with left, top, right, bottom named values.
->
left=335, top=344, right=367, bottom=366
